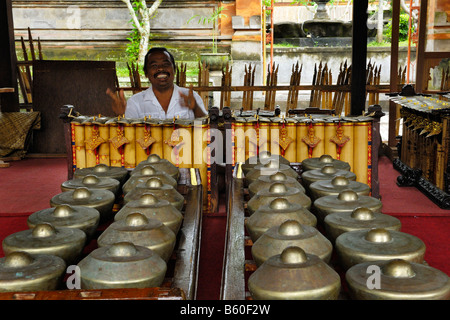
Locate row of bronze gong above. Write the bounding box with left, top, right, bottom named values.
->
left=1, top=152, right=449, bottom=300
left=0, top=154, right=203, bottom=300
left=220, top=153, right=450, bottom=300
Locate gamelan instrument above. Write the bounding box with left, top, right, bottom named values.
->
left=0, top=252, right=66, bottom=292
left=391, top=94, right=450, bottom=209
left=27, top=204, right=100, bottom=240
left=248, top=171, right=306, bottom=198
left=50, top=187, right=116, bottom=222
left=66, top=111, right=379, bottom=212
left=114, top=193, right=183, bottom=235
left=302, top=154, right=351, bottom=172
left=77, top=242, right=167, bottom=289
left=251, top=219, right=332, bottom=266
left=247, top=182, right=312, bottom=214
left=61, top=174, right=121, bottom=197
left=97, top=212, right=176, bottom=262
left=123, top=177, right=185, bottom=211
left=323, top=207, right=402, bottom=243
left=2, top=223, right=86, bottom=265
left=346, top=259, right=450, bottom=300
left=335, top=228, right=426, bottom=270
left=313, top=189, right=383, bottom=223
left=247, top=246, right=341, bottom=300
left=308, top=175, right=371, bottom=201
left=246, top=198, right=317, bottom=242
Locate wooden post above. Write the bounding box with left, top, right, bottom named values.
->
left=389, top=0, right=400, bottom=148
left=350, top=0, right=368, bottom=116
left=0, top=0, right=19, bottom=111
left=415, top=0, right=429, bottom=94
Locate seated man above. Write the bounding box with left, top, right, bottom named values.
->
left=108, top=47, right=207, bottom=119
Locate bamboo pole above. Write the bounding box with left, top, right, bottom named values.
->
left=309, top=63, right=317, bottom=108
left=198, top=61, right=210, bottom=109
left=221, top=62, right=232, bottom=109
left=28, top=27, right=36, bottom=61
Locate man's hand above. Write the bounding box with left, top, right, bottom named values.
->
left=180, top=84, right=207, bottom=118
left=106, top=88, right=126, bottom=116
left=180, top=84, right=196, bottom=110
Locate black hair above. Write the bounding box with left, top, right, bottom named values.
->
left=143, top=47, right=176, bottom=73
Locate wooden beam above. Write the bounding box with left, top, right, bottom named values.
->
left=415, top=0, right=429, bottom=94
left=0, top=0, right=19, bottom=111
left=350, top=0, right=368, bottom=116
left=389, top=0, right=401, bottom=148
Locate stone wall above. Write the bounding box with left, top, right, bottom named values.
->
left=12, top=0, right=231, bottom=62
left=270, top=46, right=416, bottom=85
left=12, top=0, right=419, bottom=109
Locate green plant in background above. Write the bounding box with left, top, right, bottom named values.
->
left=122, top=0, right=162, bottom=64
left=125, top=26, right=141, bottom=64
left=384, top=13, right=413, bottom=42
left=290, top=0, right=317, bottom=8
left=187, top=7, right=227, bottom=54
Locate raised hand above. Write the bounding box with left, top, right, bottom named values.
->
left=106, top=88, right=126, bottom=116
left=180, top=84, right=196, bottom=110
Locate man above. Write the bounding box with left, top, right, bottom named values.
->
left=107, top=47, right=207, bottom=119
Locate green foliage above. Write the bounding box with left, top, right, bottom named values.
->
left=289, top=0, right=349, bottom=7
left=290, top=0, right=316, bottom=6
left=384, top=13, right=413, bottom=42
left=367, top=39, right=409, bottom=47
left=187, top=7, right=227, bottom=53
left=188, top=6, right=226, bottom=26
left=126, top=27, right=141, bottom=63
left=125, top=1, right=144, bottom=63
left=124, top=0, right=159, bottom=63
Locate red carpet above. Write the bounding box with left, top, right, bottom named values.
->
left=196, top=215, right=227, bottom=300
left=0, top=157, right=68, bottom=213
left=0, top=155, right=448, bottom=300
left=378, top=155, right=450, bottom=215
left=0, top=157, right=69, bottom=258
left=378, top=155, right=450, bottom=276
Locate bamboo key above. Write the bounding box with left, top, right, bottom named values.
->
left=126, top=62, right=135, bottom=92
left=332, top=62, right=344, bottom=111
left=375, top=65, right=381, bottom=104
left=126, top=62, right=142, bottom=94
left=249, top=64, right=255, bottom=109
left=19, top=36, right=33, bottom=103
left=321, top=63, right=327, bottom=109
left=243, top=64, right=255, bottom=110
left=134, top=63, right=142, bottom=92
left=287, top=62, right=302, bottom=112
left=366, top=63, right=375, bottom=105
left=313, top=62, right=323, bottom=108
left=176, top=62, right=187, bottom=87
left=265, top=62, right=278, bottom=110
left=28, top=27, right=36, bottom=61
left=221, top=62, right=232, bottom=109
left=401, top=66, right=407, bottom=85
left=38, top=38, right=43, bottom=60
left=198, top=61, right=210, bottom=109
left=440, top=67, right=449, bottom=91
left=336, top=62, right=351, bottom=116
left=309, top=63, right=317, bottom=108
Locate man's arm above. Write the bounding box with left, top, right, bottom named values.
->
left=180, top=84, right=207, bottom=118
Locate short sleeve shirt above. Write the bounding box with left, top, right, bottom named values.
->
left=124, top=84, right=207, bottom=119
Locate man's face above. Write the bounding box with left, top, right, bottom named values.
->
left=145, top=51, right=175, bottom=91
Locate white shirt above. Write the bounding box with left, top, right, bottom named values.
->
left=124, top=84, right=207, bottom=119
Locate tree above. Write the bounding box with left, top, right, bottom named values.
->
left=122, top=0, right=163, bottom=64
left=376, top=0, right=384, bottom=43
